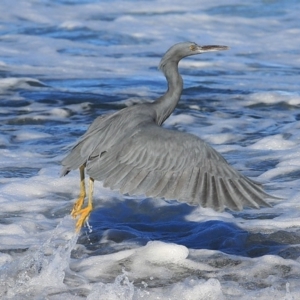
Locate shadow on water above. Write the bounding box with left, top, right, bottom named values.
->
left=78, top=198, right=293, bottom=258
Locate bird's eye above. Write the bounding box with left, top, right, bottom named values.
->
left=189, top=45, right=197, bottom=51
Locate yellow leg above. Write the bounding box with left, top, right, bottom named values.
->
left=75, top=177, right=94, bottom=232
left=71, top=165, right=86, bottom=218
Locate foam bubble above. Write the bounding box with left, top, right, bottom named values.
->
left=249, top=134, right=295, bottom=150
left=0, top=217, right=77, bottom=299
left=87, top=271, right=134, bottom=300
left=165, top=277, right=224, bottom=300
left=14, top=130, right=52, bottom=142
left=246, top=91, right=300, bottom=106
left=164, top=114, right=196, bottom=126
left=139, top=240, right=189, bottom=263
left=0, top=77, right=46, bottom=90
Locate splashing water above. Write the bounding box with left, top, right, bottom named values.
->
left=87, top=270, right=135, bottom=300
left=0, top=217, right=78, bottom=299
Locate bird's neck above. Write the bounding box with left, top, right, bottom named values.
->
left=152, top=61, right=183, bottom=126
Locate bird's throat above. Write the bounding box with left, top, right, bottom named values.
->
left=153, top=61, right=183, bottom=126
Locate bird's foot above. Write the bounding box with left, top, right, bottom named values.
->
left=71, top=196, right=85, bottom=218
left=74, top=206, right=92, bottom=232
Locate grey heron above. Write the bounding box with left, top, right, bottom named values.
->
left=61, top=42, right=273, bottom=232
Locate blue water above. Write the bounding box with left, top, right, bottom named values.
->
left=85, top=199, right=286, bottom=258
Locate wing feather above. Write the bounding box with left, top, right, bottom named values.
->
left=126, top=169, right=151, bottom=195
left=188, top=168, right=202, bottom=204
left=236, top=179, right=271, bottom=208
left=156, top=171, right=178, bottom=198
left=210, top=175, right=221, bottom=210
left=111, top=166, right=134, bottom=188
left=197, top=172, right=209, bottom=207
left=84, top=123, right=274, bottom=211
left=172, top=169, right=192, bottom=201
left=102, top=163, right=130, bottom=188
left=223, top=179, right=244, bottom=211
left=147, top=171, right=170, bottom=197
left=160, top=172, right=181, bottom=200
left=119, top=168, right=144, bottom=194
left=144, top=171, right=166, bottom=197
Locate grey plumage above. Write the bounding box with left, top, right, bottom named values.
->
left=62, top=41, right=274, bottom=213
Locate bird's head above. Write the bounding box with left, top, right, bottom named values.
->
left=159, top=41, right=229, bottom=70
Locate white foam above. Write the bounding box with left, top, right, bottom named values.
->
left=164, top=113, right=195, bottom=126
left=49, top=107, right=71, bottom=118
left=0, top=217, right=77, bottom=298
left=0, top=253, right=12, bottom=268
left=249, top=134, right=296, bottom=150
left=163, top=278, right=224, bottom=300
left=138, top=240, right=189, bottom=263
left=87, top=271, right=135, bottom=300
left=0, top=77, right=46, bottom=90
left=14, top=130, right=52, bottom=142
left=246, top=91, right=300, bottom=106
left=59, top=21, right=85, bottom=30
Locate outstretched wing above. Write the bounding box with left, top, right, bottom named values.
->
left=86, top=124, right=272, bottom=211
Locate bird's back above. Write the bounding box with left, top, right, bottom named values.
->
left=61, top=103, right=157, bottom=175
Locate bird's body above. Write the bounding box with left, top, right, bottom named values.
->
left=62, top=42, right=274, bottom=231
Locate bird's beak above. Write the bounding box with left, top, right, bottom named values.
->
left=198, top=45, right=229, bottom=52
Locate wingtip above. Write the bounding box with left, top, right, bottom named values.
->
left=60, top=167, right=70, bottom=177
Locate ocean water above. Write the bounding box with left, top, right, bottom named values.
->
left=1, top=0, right=300, bottom=299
